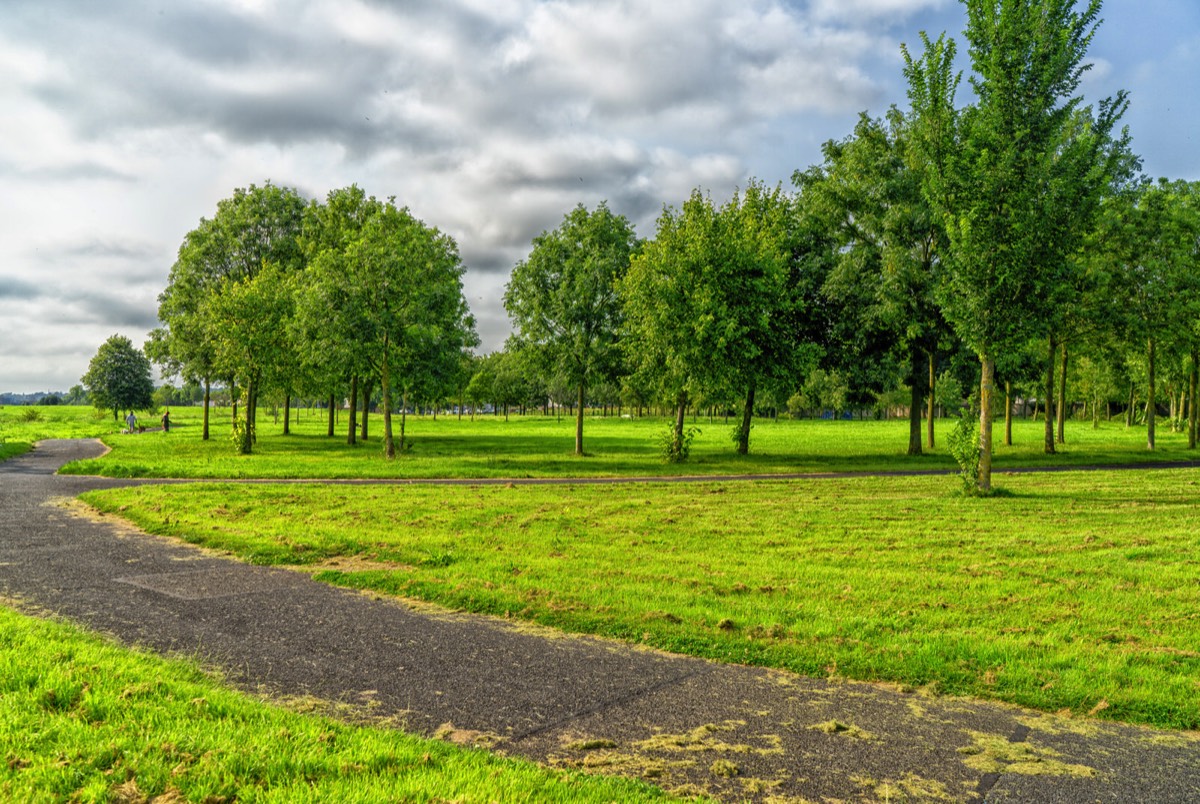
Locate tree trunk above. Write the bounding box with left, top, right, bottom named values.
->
left=979, top=354, right=995, bottom=493
left=347, top=375, right=358, bottom=446
left=900, top=347, right=921, bottom=456
left=1056, top=342, right=1068, bottom=445
left=202, top=379, right=211, bottom=441
left=327, top=393, right=336, bottom=437
left=239, top=377, right=255, bottom=455
left=383, top=339, right=395, bottom=459
left=674, top=392, right=688, bottom=449
left=361, top=379, right=371, bottom=442
left=400, top=391, right=408, bottom=453
left=1043, top=333, right=1056, bottom=454
left=575, top=379, right=585, bottom=456
left=1004, top=381, right=1013, bottom=447
left=1126, top=382, right=1136, bottom=427
left=1190, top=347, right=1198, bottom=449
left=927, top=352, right=936, bottom=449
left=738, top=380, right=756, bottom=455
left=283, top=394, right=291, bottom=436
left=1147, top=338, right=1157, bottom=450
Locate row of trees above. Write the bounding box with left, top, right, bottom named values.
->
left=137, top=0, right=1196, bottom=490
left=148, top=184, right=476, bottom=457
left=502, top=0, right=1199, bottom=490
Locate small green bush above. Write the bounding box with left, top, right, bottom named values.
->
left=659, top=425, right=700, bottom=463
left=947, top=412, right=980, bottom=494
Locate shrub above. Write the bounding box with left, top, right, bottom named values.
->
left=947, top=411, right=981, bottom=494
left=658, top=425, right=699, bottom=463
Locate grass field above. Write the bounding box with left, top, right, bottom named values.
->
left=8, top=403, right=1200, bottom=799
left=0, top=604, right=669, bottom=803
left=0, top=405, right=124, bottom=462
left=84, top=467, right=1200, bottom=731
left=37, top=403, right=1200, bottom=479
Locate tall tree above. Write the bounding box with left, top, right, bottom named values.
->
left=799, top=110, right=947, bottom=456
left=620, top=183, right=803, bottom=457
left=81, top=334, right=154, bottom=421
left=151, top=182, right=308, bottom=443
left=504, top=202, right=638, bottom=456
left=904, top=0, right=1127, bottom=491
left=1096, top=179, right=1200, bottom=449
left=299, top=192, right=477, bottom=459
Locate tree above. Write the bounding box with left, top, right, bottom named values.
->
left=81, top=335, right=154, bottom=421
left=903, top=0, right=1128, bottom=491
left=206, top=264, right=297, bottom=453
left=151, top=182, right=308, bottom=442
left=299, top=191, right=477, bottom=459
left=504, top=202, right=638, bottom=456
left=620, top=183, right=802, bottom=458
left=799, top=110, right=947, bottom=456
left=1096, top=179, right=1200, bottom=449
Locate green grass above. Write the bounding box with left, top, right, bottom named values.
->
left=0, top=604, right=671, bottom=803
left=83, top=468, right=1200, bottom=731
left=54, top=403, right=1200, bottom=479
left=0, top=405, right=125, bottom=461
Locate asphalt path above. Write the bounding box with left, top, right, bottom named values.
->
left=2, top=439, right=1198, bottom=802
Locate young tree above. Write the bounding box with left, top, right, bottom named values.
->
left=206, top=265, right=296, bottom=453
left=81, top=335, right=154, bottom=421
left=504, top=202, right=638, bottom=456
left=1096, top=179, right=1200, bottom=449
left=904, top=0, right=1128, bottom=491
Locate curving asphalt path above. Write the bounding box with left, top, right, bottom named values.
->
left=2, top=439, right=1198, bottom=802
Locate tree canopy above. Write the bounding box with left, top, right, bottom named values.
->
left=82, top=334, right=155, bottom=421
left=504, top=202, right=638, bottom=456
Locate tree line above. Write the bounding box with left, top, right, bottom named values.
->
left=88, top=0, right=1199, bottom=491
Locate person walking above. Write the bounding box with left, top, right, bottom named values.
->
left=125, top=411, right=137, bottom=434
left=161, top=409, right=171, bottom=433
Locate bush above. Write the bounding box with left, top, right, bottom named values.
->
left=18, top=408, right=43, bottom=423
left=947, top=411, right=980, bottom=494
left=658, top=425, right=699, bottom=463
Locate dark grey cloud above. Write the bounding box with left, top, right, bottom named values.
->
left=0, top=277, right=41, bottom=301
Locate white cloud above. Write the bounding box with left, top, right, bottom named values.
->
left=0, top=0, right=1195, bottom=391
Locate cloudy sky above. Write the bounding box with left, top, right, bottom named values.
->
left=2, top=0, right=1197, bottom=393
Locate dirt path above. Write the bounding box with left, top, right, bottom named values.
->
left=3, top=439, right=1198, bottom=802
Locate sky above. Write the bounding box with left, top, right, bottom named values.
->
left=2, top=0, right=1198, bottom=394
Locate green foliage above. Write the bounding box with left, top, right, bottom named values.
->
left=81, top=334, right=155, bottom=419
left=298, top=186, right=477, bottom=459
left=935, top=369, right=964, bottom=413
left=797, top=368, right=849, bottom=416
left=620, top=181, right=800, bottom=456
left=658, top=424, right=699, bottom=463
left=17, top=408, right=42, bottom=423
left=504, top=202, right=639, bottom=455
left=903, top=0, right=1129, bottom=489
left=946, top=411, right=981, bottom=493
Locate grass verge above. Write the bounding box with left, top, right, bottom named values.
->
left=0, top=604, right=671, bottom=803
left=82, top=468, right=1200, bottom=731
left=50, top=404, right=1200, bottom=479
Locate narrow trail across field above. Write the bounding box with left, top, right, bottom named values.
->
left=3, top=438, right=1198, bottom=802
